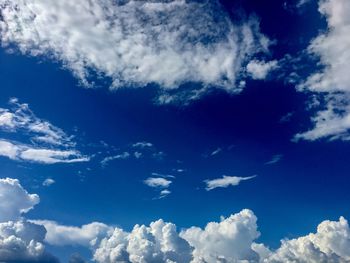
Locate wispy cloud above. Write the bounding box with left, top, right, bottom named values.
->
left=0, top=99, right=89, bottom=164
left=204, top=175, right=257, bottom=191
left=265, top=154, right=283, bottom=165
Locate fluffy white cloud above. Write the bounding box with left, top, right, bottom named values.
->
left=182, top=209, right=260, bottom=263
left=0, top=0, right=271, bottom=100
left=0, top=178, right=58, bottom=262
left=297, top=0, right=350, bottom=140
left=0, top=220, right=59, bottom=263
left=0, top=178, right=39, bottom=222
left=204, top=175, right=256, bottom=191
left=144, top=177, right=172, bottom=188
left=31, top=220, right=113, bottom=247
left=94, top=219, right=193, bottom=263
left=259, top=216, right=350, bottom=262
left=246, top=60, right=278, bottom=80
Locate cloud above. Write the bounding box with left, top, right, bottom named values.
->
left=204, top=175, right=257, bottom=191
left=181, top=209, right=260, bottom=262
left=0, top=0, right=271, bottom=101
left=0, top=220, right=59, bottom=263
left=0, top=139, right=89, bottom=164
left=101, top=152, right=131, bottom=166
left=296, top=0, right=350, bottom=141
left=31, top=220, right=113, bottom=247
left=144, top=177, right=172, bottom=188
left=0, top=98, right=74, bottom=147
left=94, top=219, right=193, bottom=263
left=42, top=178, right=55, bottom=187
left=246, top=60, right=278, bottom=80
left=265, top=154, right=283, bottom=165
left=0, top=178, right=58, bottom=262
left=211, top=147, right=222, bottom=156
left=0, top=178, right=39, bottom=222
left=258, top=216, right=350, bottom=262
left=132, top=142, right=153, bottom=149
left=0, top=99, right=89, bottom=164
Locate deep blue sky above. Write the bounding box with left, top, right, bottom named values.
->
left=0, top=0, right=349, bottom=262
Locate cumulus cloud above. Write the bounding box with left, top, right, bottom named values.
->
left=94, top=219, right=193, bottom=263
left=0, top=99, right=89, bottom=164
left=0, top=178, right=39, bottom=222
left=0, top=220, right=59, bottom=263
left=297, top=0, right=350, bottom=140
left=31, top=220, right=113, bottom=247
left=0, top=0, right=271, bottom=101
left=182, top=209, right=260, bottom=262
left=204, top=175, right=256, bottom=191
left=144, top=177, right=172, bottom=188
left=246, top=60, right=278, bottom=80
left=0, top=178, right=58, bottom=262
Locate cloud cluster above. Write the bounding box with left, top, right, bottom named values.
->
left=297, top=0, right=350, bottom=140
left=204, top=175, right=256, bottom=191
left=144, top=174, right=174, bottom=199
left=93, top=219, right=193, bottom=263
left=0, top=177, right=58, bottom=262
left=0, top=0, right=271, bottom=100
left=0, top=99, right=89, bottom=164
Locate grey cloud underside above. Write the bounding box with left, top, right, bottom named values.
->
left=0, top=0, right=270, bottom=101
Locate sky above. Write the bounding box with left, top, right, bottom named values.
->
left=0, top=0, right=350, bottom=262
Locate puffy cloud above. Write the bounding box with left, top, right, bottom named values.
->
left=204, top=175, right=256, bottom=191
left=0, top=178, right=58, bottom=262
left=297, top=0, right=350, bottom=140
left=94, top=219, right=193, bottom=263
left=31, top=220, right=113, bottom=247
left=144, top=177, right=172, bottom=188
left=260, top=216, right=350, bottom=262
left=0, top=178, right=39, bottom=222
left=246, top=60, right=278, bottom=80
left=181, top=209, right=260, bottom=263
left=0, top=0, right=271, bottom=100
left=0, top=220, right=59, bottom=263
left=42, top=178, right=55, bottom=187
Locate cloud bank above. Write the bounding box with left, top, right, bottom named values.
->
left=0, top=0, right=271, bottom=100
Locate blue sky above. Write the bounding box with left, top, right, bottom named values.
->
left=0, top=0, right=350, bottom=262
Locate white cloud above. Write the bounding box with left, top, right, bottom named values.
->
left=144, top=177, right=172, bottom=188
left=211, top=147, right=222, bottom=156
left=132, top=142, right=153, bottom=149
left=265, top=154, right=283, bottom=165
left=31, top=220, right=113, bottom=248
left=101, top=152, right=131, bottom=166
left=246, top=60, right=278, bottom=80
left=259, top=216, right=350, bottom=262
left=0, top=178, right=39, bottom=222
left=0, top=99, right=89, bottom=164
left=42, top=178, right=55, bottom=187
left=181, top=209, right=260, bottom=262
left=204, top=175, right=257, bottom=191
left=0, top=220, right=59, bottom=263
left=0, top=178, right=58, bottom=262
left=0, top=0, right=271, bottom=100
left=0, top=98, right=73, bottom=147
left=297, top=0, right=350, bottom=140
left=94, top=219, right=193, bottom=263
left=0, top=139, right=89, bottom=164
